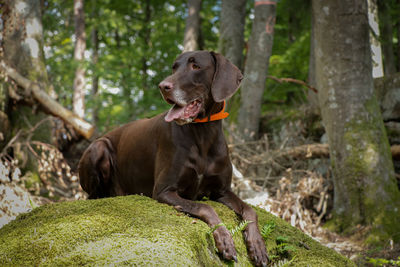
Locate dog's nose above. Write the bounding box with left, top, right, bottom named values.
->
left=159, top=81, right=173, bottom=91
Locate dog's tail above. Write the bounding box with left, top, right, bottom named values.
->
left=78, top=137, right=116, bottom=199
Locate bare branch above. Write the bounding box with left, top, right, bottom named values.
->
left=267, top=75, right=318, bottom=93
left=0, top=61, right=94, bottom=139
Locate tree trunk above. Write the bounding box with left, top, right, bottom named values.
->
left=183, top=0, right=202, bottom=52
left=218, top=0, right=247, bottom=70
left=141, top=1, right=151, bottom=91
left=307, top=0, right=319, bottom=113
left=72, top=0, right=86, bottom=118
left=378, top=0, right=396, bottom=75
left=218, top=0, right=247, bottom=116
left=397, top=0, right=400, bottom=72
left=238, top=0, right=277, bottom=140
left=367, top=0, right=384, bottom=78
left=91, top=27, right=99, bottom=128
left=313, top=0, right=400, bottom=244
left=1, top=0, right=53, bottom=174
left=1, top=0, right=52, bottom=139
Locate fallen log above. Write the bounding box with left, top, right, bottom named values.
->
left=0, top=61, right=94, bottom=139
left=276, top=143, right=400, bottom=160
left=277, top=143, right=330, bottom=159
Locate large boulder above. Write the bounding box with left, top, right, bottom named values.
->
left=0, top=195, right=354, bottom=266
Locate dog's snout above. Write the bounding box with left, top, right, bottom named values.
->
left=159, top=81, right=173, bottom=91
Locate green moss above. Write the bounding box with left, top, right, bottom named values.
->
left=330, top=96, right=400, bottom=244
left=0, top=195, right=354, bottom=266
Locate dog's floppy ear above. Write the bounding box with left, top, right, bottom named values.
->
left=210, top=52, right=243, bottom=102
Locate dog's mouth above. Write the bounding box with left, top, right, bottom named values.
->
left=164, top=99, right=202, bottom=124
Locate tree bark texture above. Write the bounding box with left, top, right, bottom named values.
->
left=72, top=0, right=86, bottom=118
left=183, top=0, right=202, bottom=52
left=378, top=0, right=396, bottom=75
left=238, top=0, right=277, bottom=140
left=313, top=0, right=400, bottom=243
left=374, top=72, right=400, bottom=121
left=1, top=0, right=52, bottom=145
left=397, top=0, right=400, bottom=72
left=2, top=0, right=49, bottom=86
left=91, top=26, right=99, bottom=128
left=367, top=0, right=384, bottom=78
left=218, top=0, right=247, bottom=70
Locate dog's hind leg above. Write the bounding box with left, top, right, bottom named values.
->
left=78, top=137, right=116, bottom=199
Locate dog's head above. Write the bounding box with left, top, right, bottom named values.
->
left=158, top=51, right=243, bottom=125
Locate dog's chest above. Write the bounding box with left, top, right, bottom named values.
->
left=176, top=145, right=225, bottom=199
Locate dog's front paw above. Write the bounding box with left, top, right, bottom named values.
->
left=213, top=226, right=237, bottom=262
left=245, top=227, right=269, bottom=267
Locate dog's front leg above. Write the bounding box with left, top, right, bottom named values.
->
left=155, top=190, right=237, bottom=262
left=216, top=190, right=269, bottom=267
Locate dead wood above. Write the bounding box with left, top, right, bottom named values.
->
left=276, top=143, right=329, bottom=159
left=266, top=75, right=318, bottom=93
left=0, top=61, right=94, bottom=139
left=276, top=143, right=400, bottom=160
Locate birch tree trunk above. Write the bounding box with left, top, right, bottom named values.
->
left=91, top=26, right=99, bottom=129
left=367, top=0, right=384, bottom=78
left=238, top=0, right=277, bottom=140
left=218, top=0, right=247, bottom=70
left=72, top=0, right=86, bottom=118
left=183, top=0, right=202, bottom=52
left=313, top=0, right=400, bottom=244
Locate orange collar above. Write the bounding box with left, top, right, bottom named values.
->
left=194, top=101, right=229, bottom=123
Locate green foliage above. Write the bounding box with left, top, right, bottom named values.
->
left=41, top=0, right=314, bottom=132
left=261, top=220, right=276, bottom=239
left=271, top=256, right=297, bottom=267
left=260, top=221, right=297, bottom=265
left=207, top=222, right=226, bottom=235
left=207, top=220, right=251, bottom=237
left=367, top=256, right=400, bottom=267
left=43, top=1, right=179, bottom=132
left=275, top=236, right=296, bottom=257
left=262, top=0, right=312, bottom=116
left=229, top=220, right=251, bottom=236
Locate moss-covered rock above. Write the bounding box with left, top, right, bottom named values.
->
left=0, top=195, right=354, bottom=266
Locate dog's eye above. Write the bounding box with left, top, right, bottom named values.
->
left=172, top=63, right=178, bottom=71
left=191, top=63, right=200, bottom=70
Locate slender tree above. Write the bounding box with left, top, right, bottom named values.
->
left=307, top=0, right=319, bottom=112
left=91, top=24, right=99, bottom=128
left=397, top=0, right=400, bottom=71
left=218, top=0, right=247, bottom=70
left=183, top=0, right=202, bottom=51
left=368, top=0, right=384, bottom=78
left=72, top=0, right=87, bottom=118
left=313, top=0, right=400, bottom=243
left=238, top=0, right=277, bottom=140
left=378, top=0, right=396, bottom=75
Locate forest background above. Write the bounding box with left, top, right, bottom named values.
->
left=1, top=0, right=400, bottom=265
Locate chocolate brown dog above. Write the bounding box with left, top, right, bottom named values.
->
left=78, top=51, right=268, bottom=266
